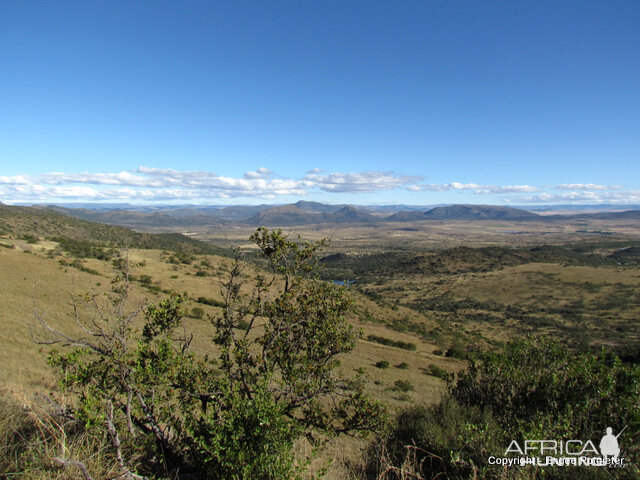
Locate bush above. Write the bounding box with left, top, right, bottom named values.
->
left=196, top=296, right=225, bottom=308
left=445, top=343, right=468, bottom=359
left=395, top=362, right=409, bottom=370
left=393, top=380, right=414, bottom=392
left=40, top=229, right=387, bottom=479
left=371, top=338, right=640, bottom=480
left=50, top=236, right=115, bottom=260
left=190, top=307, right=205, bottom=319
left=375, top=360, right=390, bottom=369
left=371, top=398, right=503, bottom=480
left=367, top=334, right=417, bottom=351
left=453, top=338, right=640, bottom=444
left=424, top=363, right=452, bottom=382
left=21, top=233, right=38, bottom=244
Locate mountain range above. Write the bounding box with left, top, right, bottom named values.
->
left=13, top=201, right=640, bottom=228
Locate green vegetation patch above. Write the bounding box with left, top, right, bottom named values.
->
left=366, top=334, right=417, bottom=351
left=372, top=337, right=640, bottom=480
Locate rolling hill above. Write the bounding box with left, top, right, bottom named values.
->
left=247, top=204, right=376, bottom=225
left=386, top=204, right=540, bottom=221
left=34, top=205, right=228, bottom=228
left=0, top=204, right=227, bottom=255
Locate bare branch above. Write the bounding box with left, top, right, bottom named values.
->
left=106, top=400, right=127, bottom=471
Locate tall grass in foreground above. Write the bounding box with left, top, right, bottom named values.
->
left=0, top=393, right=119, bottom=480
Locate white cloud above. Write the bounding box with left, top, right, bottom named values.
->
left=0, top=167, right=420, bottom=201
left=410, top=182, right=538, bottom=194
left=0, top=175, right=30, bottom=185
left=555, top=183, right=624, bottom=191
left=243, top=167, right=272, bottom=179
left=512, top=190, right=640, bottom=204
left=0, top=167, right=635, bottom=204
left=302, top=171, right=421, bottom=193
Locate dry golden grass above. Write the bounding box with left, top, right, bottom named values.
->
left=1, top=233, right=461, bottom=478
left=0, top=236, right=454, bottom=406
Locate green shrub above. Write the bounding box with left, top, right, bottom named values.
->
left=42, top=229, right=387, bottom=479
left=372, top=338, right=640, bottom=480
left=425, top=363, right=451, bottom=382
left=395, top=362, right=409, bottom=370
left=393, top=380, right=414, bottom=392
left=21, top=233, right=38, bottom=244
left=375, top=360, right=390, bottom=369
left=371, top=398, right=503, bottom=480
left=50, top=236, right=115, bottom=260
left=445, top=344, right=468, bottom=359
left=196, top=296, right=225, bottom=308
left=367, top=334, right=417, bottom=351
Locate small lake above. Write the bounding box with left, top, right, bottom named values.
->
left=332, top=280, right=356, bottom=286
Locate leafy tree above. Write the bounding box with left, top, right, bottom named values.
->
left=186, top=228, right=387, bottom=477
left=38, top=229, right=386, bottom=479
left=42, top=261, right=196, bottom=478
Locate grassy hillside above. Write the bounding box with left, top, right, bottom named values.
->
left=0, top=226, right=458, bottom=411
left=0, top=204, right=230, bottom=255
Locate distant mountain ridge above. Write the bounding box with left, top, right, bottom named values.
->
left=27, top=202, right=640, bottom=228
left=247, top=203, right=376, bottom=226
left=386, top=204, right=540, bottom=222
left=33, top=205, right=228, bottom=228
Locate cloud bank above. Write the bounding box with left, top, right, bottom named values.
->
left=0, top=166, right=636, bottom=204
left=0, top=167, right=421, bottom=202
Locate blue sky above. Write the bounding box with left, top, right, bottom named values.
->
left=1, top=1, right=639, bottom=205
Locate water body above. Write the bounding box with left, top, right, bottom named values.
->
left=333, top=280, right=356, bottom=286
